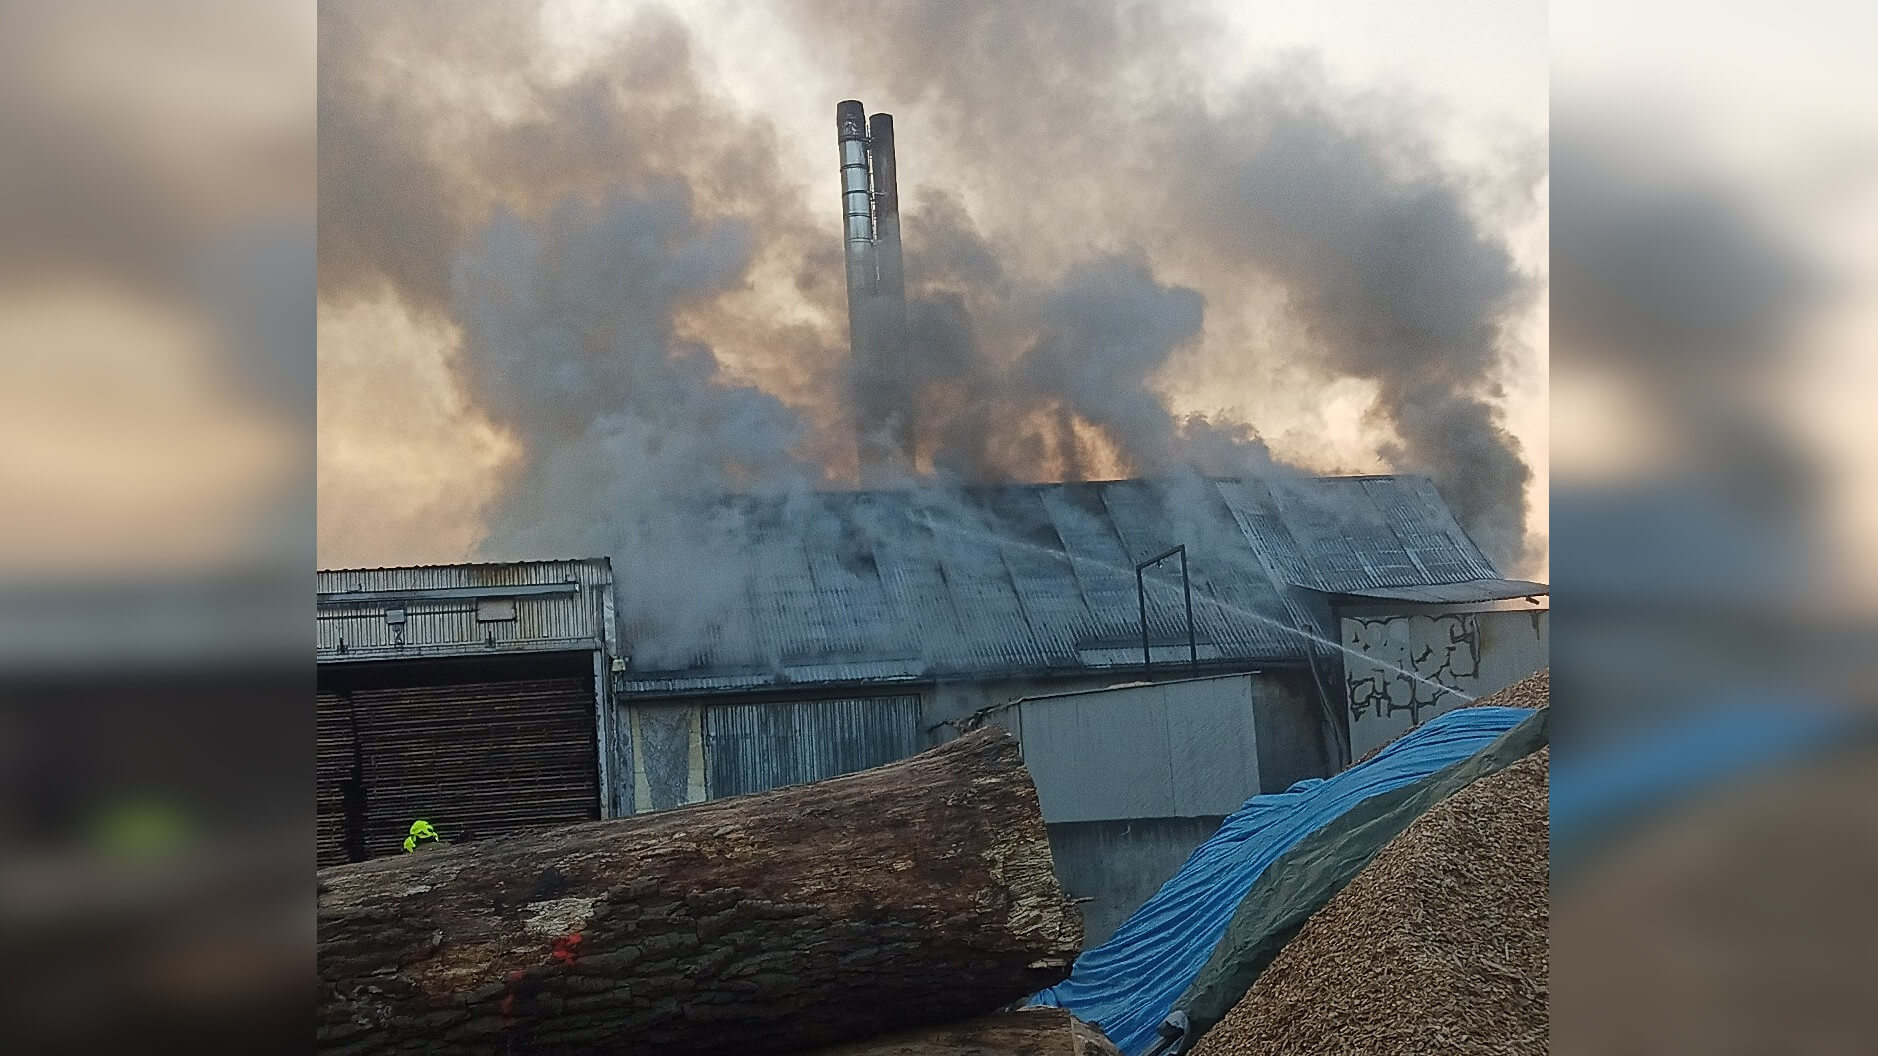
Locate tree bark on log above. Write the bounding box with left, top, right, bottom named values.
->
left=802, top=1008, right=1122, bottom=1056
left=317, top=727, right=1082, bottom=1055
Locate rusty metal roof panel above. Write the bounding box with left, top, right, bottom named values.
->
left=1036, top=484, right=1146, bottom=649
left=1254, top=476, right=1505, bottom=594
left=863, top=503, right=970, bottom=668
left=617, top=672, right=776, bottom=695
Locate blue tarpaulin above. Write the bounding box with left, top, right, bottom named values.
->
left=1028, top=705, right=1536, bottom=1056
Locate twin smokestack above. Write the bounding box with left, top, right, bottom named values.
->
left=837, top=100, right=911, bottom=484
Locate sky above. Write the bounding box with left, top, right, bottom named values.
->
left=316, top=0, right=1550, bottom=576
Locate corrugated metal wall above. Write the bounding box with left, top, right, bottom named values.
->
left=316, top=559, right=614, bottom=662
left=314, top=677, right=600, bottom=864
left=703, top=695, right=923, bottom=798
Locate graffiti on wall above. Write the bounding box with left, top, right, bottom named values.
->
left=1343, top=614, right=1480, bottom=758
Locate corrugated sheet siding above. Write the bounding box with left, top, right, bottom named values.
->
left=316, top=559, right=611, bottom=660
left=704, top=695, right=923, bottom=798
left=330, top=678, right=600, bottom=860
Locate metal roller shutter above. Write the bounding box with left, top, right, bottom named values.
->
left=345, top=677, right=600, bottom=860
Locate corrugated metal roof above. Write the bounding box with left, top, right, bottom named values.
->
left=622, top=475, right=1537, bottom=690
left=317, top=558, right=612, bottom=593
left=1322, top=578, right=1551, bottom=604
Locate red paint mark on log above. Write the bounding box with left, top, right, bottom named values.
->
left=551, top=933, right=583, bottom=965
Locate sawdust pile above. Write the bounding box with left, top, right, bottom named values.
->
left=1194, top=746, right=1550, bottom=1056
left=1477, top=669, right=1550, bottom=713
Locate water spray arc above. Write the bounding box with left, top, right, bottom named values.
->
left=918, top=517, right=1477, bottom=706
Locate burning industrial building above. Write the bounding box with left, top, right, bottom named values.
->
left=317, top=95, right=1547, bottom=943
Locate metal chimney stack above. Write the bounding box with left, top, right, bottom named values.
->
left=836, top=100, right=877, bottom=368
left=837, top=100, right=913, bottom=484
left=867, top=112, right=905, bottom=309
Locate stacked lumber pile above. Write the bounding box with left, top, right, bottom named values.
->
left=317, top=727, right=1097, bottom=1055
left=1193, top=745, right=1550, bottom=1056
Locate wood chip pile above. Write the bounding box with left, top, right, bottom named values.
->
left=1477, top=669, right=1550, bottom=712
left=1193, top=745, right=1550, bottom=1056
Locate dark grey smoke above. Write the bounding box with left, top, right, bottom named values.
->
left=452, top=192, right=822, bottom=666
left=318, top=0, right=1544, bottom=619
left=1176, top=82, right=1536, bottom=564
left=319, top=0, right=819, bottom=316
left=1018, top=257, right=1206, bottom=472
left=781, top=1, right=1541, bottom=569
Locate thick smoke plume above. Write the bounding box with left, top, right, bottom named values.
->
left=1176, top=83, right=1537, bottom=564
left=451, top=193, right=825, bottom=662
left=786, top=0, right=1540, bottom=565
left=319, top=0, right=1543, bottom=657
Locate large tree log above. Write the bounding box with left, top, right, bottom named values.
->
left=317, top=727, right=1081, bottom=1055
left=803, top=1008, right=1121, bottom=1056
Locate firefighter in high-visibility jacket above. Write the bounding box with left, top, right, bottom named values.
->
left=403, top=819, right=445, bottom=853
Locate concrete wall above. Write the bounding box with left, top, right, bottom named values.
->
left=1341, top=601, right=1549, bottom=760
left=1046, top=816, right=1224, bottom=946
left=623, top=703, right=706, bottom=816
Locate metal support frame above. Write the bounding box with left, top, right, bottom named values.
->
left=1136, top=544, right=1197, bottom=673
